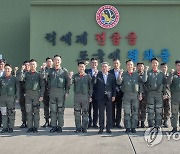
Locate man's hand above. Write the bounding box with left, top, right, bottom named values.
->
left=112, top=97, right=115, bottom=102
left=171, top=69, right=175, bottom=74
left=15, top=99, right=19, bottom=103
left=89, top=97, right=92, bottom=102
left=69, top=71, right=74, bottom=79
left=14, top=67, right=19, bottom=72
left=21, top=65, right=25, bottom=71
left=145, top=66, right=149, bottom=71
left=118, top=69, right=124, bottom=79
left=39, top=97, right=43, bottom=102
left=94, top=69, right=98, bottom=76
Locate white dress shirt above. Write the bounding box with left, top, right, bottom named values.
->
left=103, top=73, right=108, bottom=84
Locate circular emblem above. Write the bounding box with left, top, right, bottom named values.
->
left=144, top=127, right=163, bottom=147
left=96, top=5, right=120, bottom=29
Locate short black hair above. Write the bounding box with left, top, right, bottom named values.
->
left=29, top=59, right=37, bottom=63
left=160, top=62, right=167, bottom=66
left=137, top=62, right=144, bottom=66
left=91, top=58, right=98, bottom=61
left=126, top=60, right=133, bottom=64
left=54, top=55, right=61, bottom=58
left=78, top=61, right=85, bottom=66
left=5, top=63, right=12, bottom=68
left=151, top=58, right=159, bottom=62
left=0, top=59, right=6, bottom=64
left=23, top=60, right=29, bottom=65
left=46, top=57, right=53, bottom=61
left=113, top=59, right=120, bottom=62
left=175, top=60, right=180, bottom=64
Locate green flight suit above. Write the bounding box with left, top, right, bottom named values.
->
left=142, top=69, right=166, bottom=127
left=167, top=71, right=180, bottom=128
left=71, top=73, right=92, bottom=130
left=43, top=67, right=70, bottom=128
left=0, top=75, right=20, bottom=130
left=18, top=71, right=45, bottom=129
left=117, top=72, right=142, bottom=129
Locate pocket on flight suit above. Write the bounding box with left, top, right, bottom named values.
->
left=32, top=81, right=39, bottom=91
left=57, top=78, right=64, bottom=88
left=26, top=103, right=32, bottom=113
left=1, top=107, right=7, bottom=115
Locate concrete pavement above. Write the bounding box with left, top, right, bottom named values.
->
left=0, top=107, right=179, bottom=154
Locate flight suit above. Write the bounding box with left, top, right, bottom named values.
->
left=138, top=72, right=147, bottom=126
left=142, top=70, right=166, bottom=127
left=167, top=71, right=180, bottom=129
left=19, top=71, right=45, bottom=130
left=117, top=72, right=142, bottom=130
left=0, top=75, right=20, bottom=132
left=71, top=73, right=92, bottom=131
left=43, top=67, right=70, bottom=130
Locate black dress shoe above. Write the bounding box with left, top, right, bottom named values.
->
left=131, top=128, right=136, bottom=133
left=125, top=128, right=131, bottom=133
left=1, top=128, right=8, bottom=133
left=106, top=129, right=112, bottom=134
left=9, top=128, right=13, bottom=133
left=141, top=121, right=145, bottom=128
left=93, top=125, right=99, bottom=129
left=172, top=127, right=177, bottom=133
left=27, top=128, right=34, bottom=133
left=20, top=123, right=27, bottom=128
left=33, top=128, right=38, bottom=133
left=82, top=128, right=87, bottom=133
left=74, top=129, right=81, bottom=133
left=50, top=126, right=57, bottom=132
left=56, top=127, right=62, bottom=133
left=98, top=129, right=103, bottom=134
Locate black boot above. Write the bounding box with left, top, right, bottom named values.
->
left=20, top=122, right=27, bottom=128
left=141, top=121, right=145, bottom=128
left=82, top=128, right=87, bottom=133
left=74, top=128, right=81, bottom=133
left=1, top=128, right=8, bottom=133
left=125, top=128, right=131, bottom=133
left=56, top=127, right=62, bottom=133
left=98, top=128, right=103, bottom=134
left=131, top=128, right=136, bottom=133
left=50, top=126, right=57, bottom=132
left=27, top=128, right=34, bottom=133
left=171, top=127, right=177, bottom=133
left=9, top=128, right=13, bottom=133
left=42, top=119, right=50, bottom=128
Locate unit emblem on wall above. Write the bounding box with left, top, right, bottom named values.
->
left=96, top=5, right=120, bottom=29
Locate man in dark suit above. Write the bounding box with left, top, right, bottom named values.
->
left=109, top=59, right=123, bottom=128
left=92, top=62, right=116, bottom=134
left=85, top=58, right=99, bottom=128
